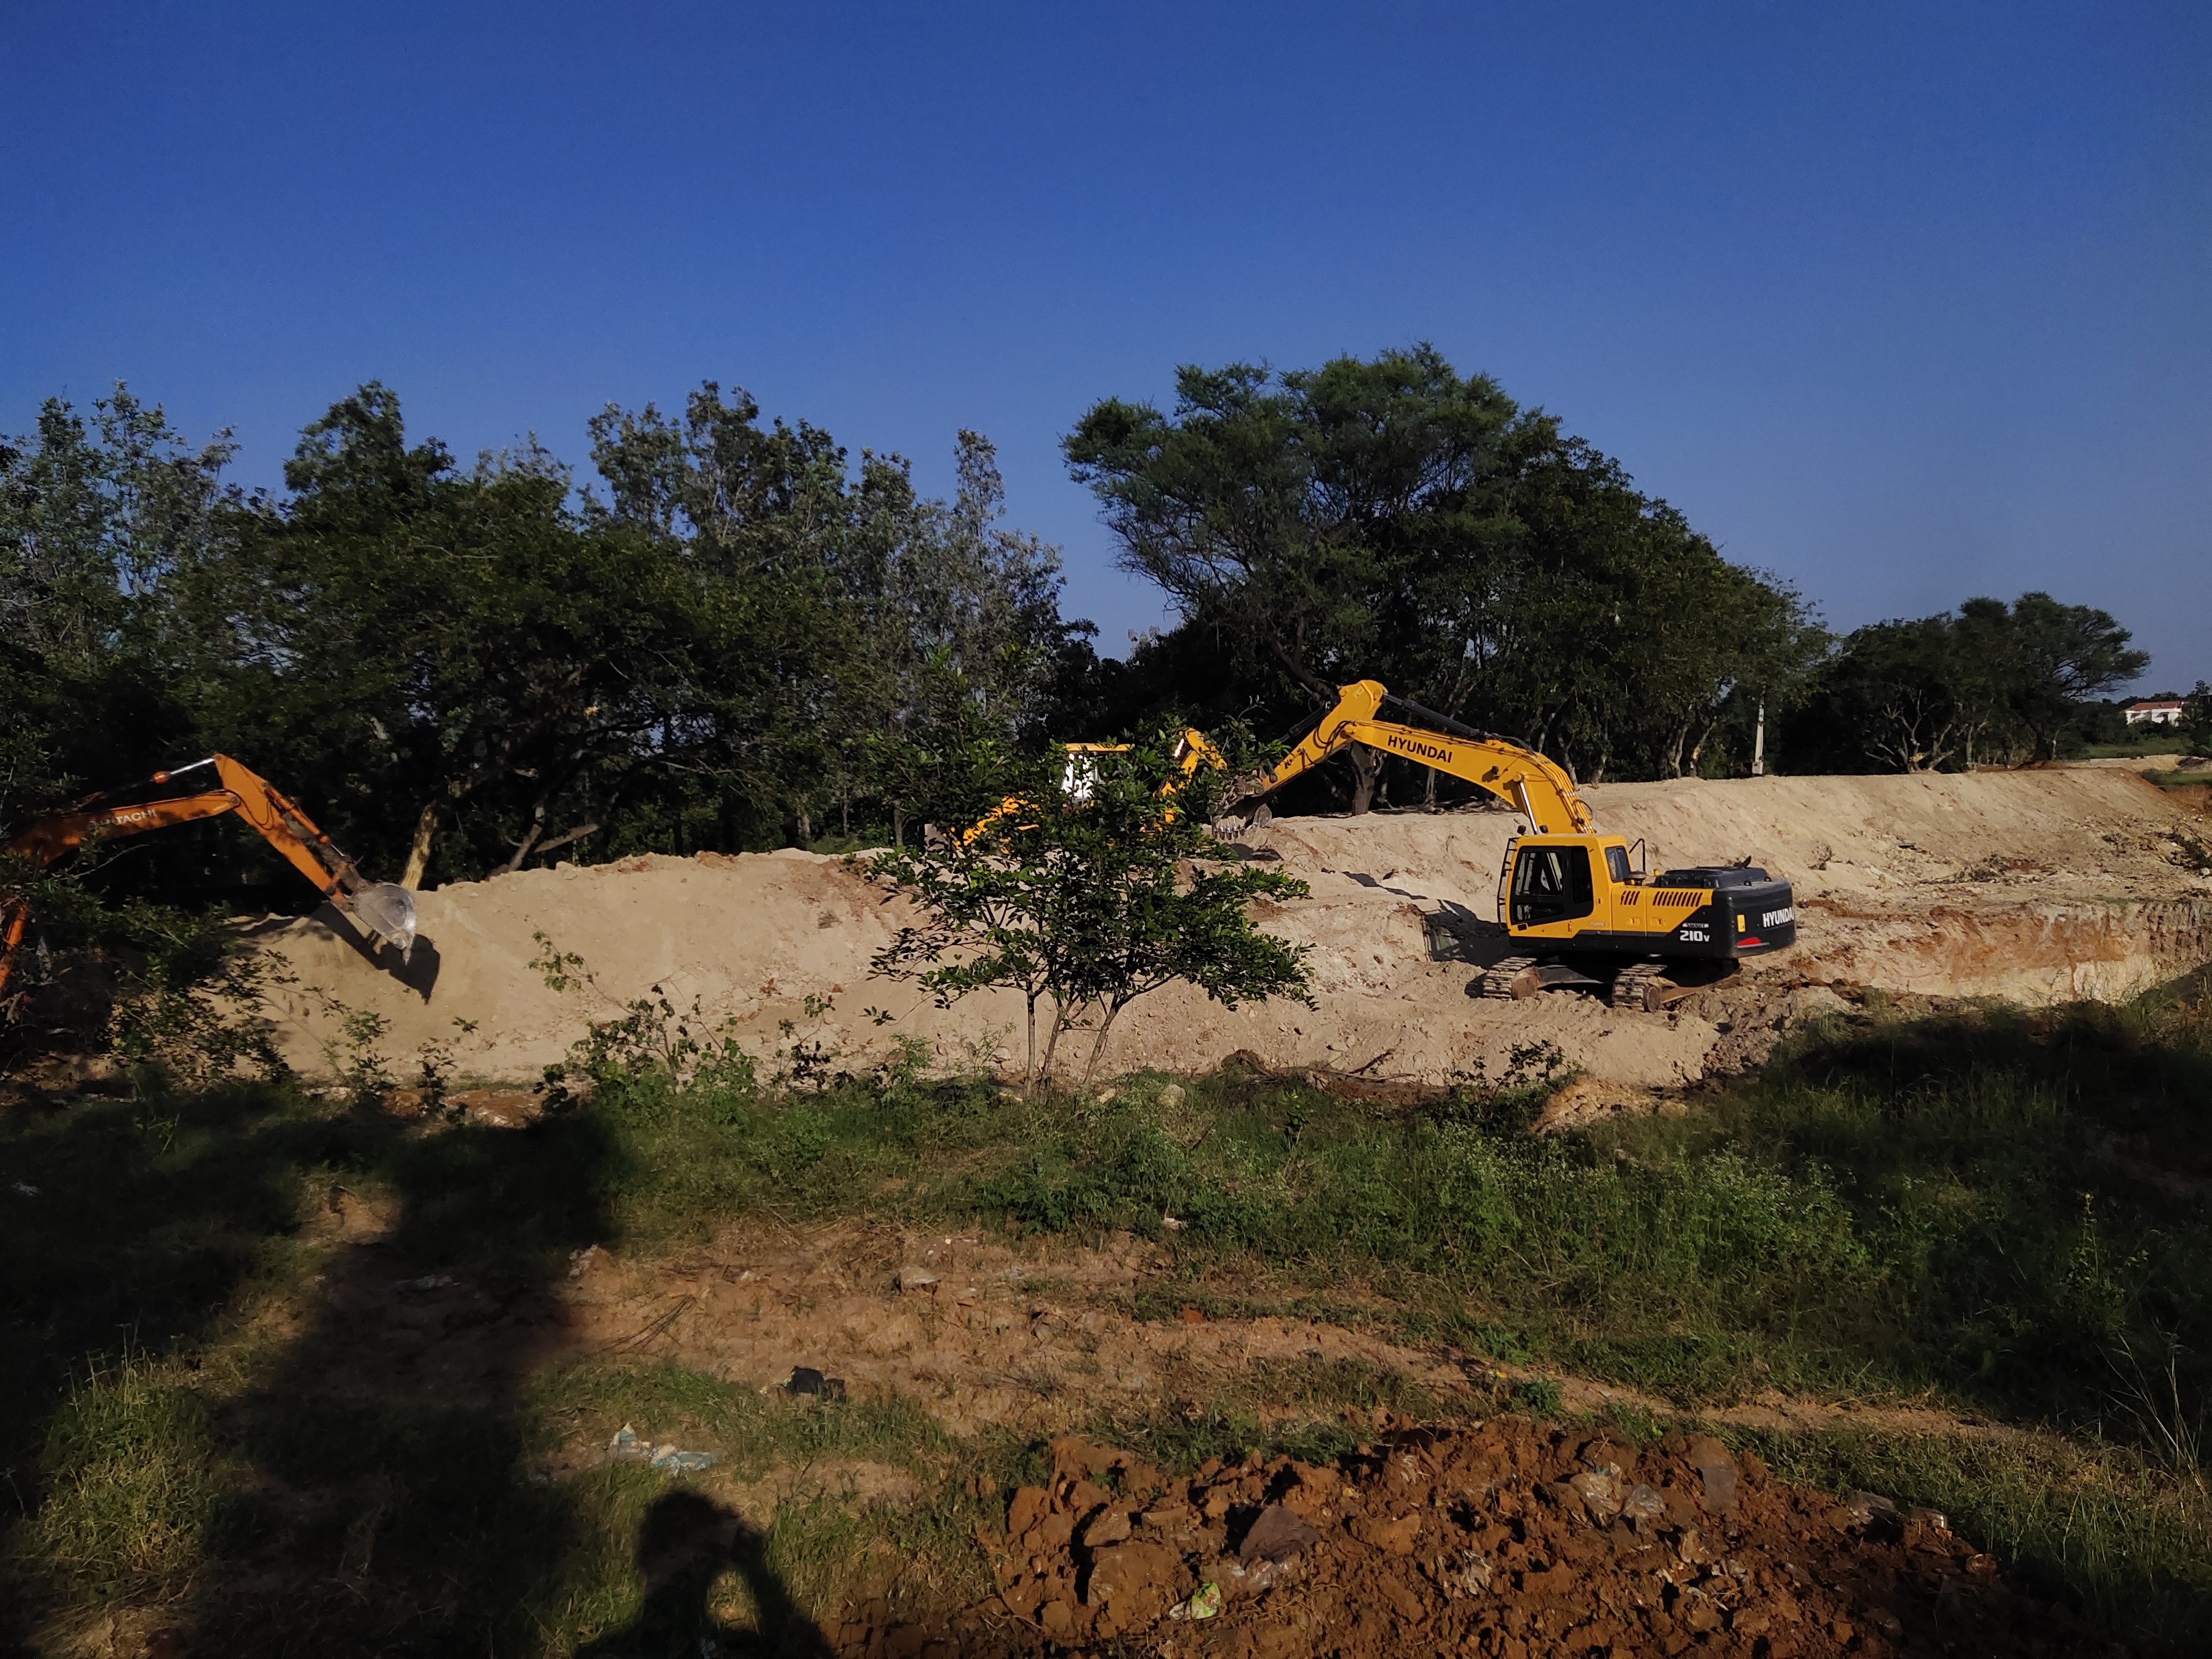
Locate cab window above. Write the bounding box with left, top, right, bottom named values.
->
left=1510, top=845, right=1595, bottom=925
left=1605, top=846, right=1633, bottom=885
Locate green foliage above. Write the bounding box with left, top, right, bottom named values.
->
left=1747, top=1425, right=2212, bottom=1647
left=866, top=734, right=1312, bottom=1090
left=1790, top=593, right=2151, bottom=771
left=2, top=380, right=1085, bottom=923
left=2183, top=680, right=2212, bottom=754
left=1065, top=346, right=1824, bottom=791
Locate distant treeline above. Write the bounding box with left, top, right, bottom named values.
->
left=0, top=349, right=2161, bottom=901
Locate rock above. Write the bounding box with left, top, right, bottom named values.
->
left=1007, top=1486, right=1051, bottom=1538
left=1237, top=1504, right=1321, bottom=1563
left=1569, top=1463, right=1624, bottom=1521
left=783, top=1366, right=847, bottom=1400
left=1157, top=1083, right=1186, bottom=1109
left=1081, top=1509, right=1133, bottom=1548
left=1686, top=1434, right=1738, bottom=1513
left=1084, top=1540, right=1180, bottom=1615
left=1621, top=1482, right=1666, bottom=1528
left=898, top=1268, right=940, bottom=1293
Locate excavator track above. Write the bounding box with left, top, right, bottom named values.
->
left=1478, top=956, right=1540, bottom=999
left=1608, top=961, right=1672, bottom=1011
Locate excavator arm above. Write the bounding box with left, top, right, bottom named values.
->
left=960, top=728, right=1227, bottom=846
left=1234, top=681, right=1594, bottom=834
left=1, top=755, right=416, bottom=1005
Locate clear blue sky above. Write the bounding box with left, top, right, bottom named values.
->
left=7, top=3, right=2207, bottom=686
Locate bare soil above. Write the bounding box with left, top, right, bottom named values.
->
left=928, top=1423, right=2081, bottom=1659
left=242, top=766, right=2212, bottom=1093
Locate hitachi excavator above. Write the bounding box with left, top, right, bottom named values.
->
left=1232, top=681, right=1796, bottom=1009
left=0, top=755, right=418, bottom=1008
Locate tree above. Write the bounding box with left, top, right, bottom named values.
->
left=589, top=384, right=1079, bottom=844
left=2001, top=592, right=2150, bottom=760
left=865, top=738, right=1312, bottom=1092
left=2182, top=683, right=2212, bottom=755
left=1065, top=347, right=1820, bottom=798
left=0, top=387, right=236, bottom=819
left=1791, top=593, right=2150, bottom=774
left=1066, top=346, right=1526, bottom=809
left=183, top=385, right=722, bottom=886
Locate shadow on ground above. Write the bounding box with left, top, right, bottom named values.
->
left=0, top=1078, right=827, bottom=1657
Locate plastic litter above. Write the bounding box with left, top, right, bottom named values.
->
left=9, top=1182, right=37, bottom=1197
left=606, top=1423, right=717, bottom=1474
left=393, top=1273, right=457, bottom=1292
left=1168, top=1580, right=1222, bottom=1621
left=784, top=1366, right=848, bottom=1401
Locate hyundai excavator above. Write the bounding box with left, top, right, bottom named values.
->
left=1232, top=681, right=1796, bottom=1009
left=0, top=755, right=418, bottom=1008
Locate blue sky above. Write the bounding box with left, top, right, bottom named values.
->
left=6, top=2, right=2207, bottom=685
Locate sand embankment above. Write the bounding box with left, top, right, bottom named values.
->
left=246, top=766, right=2212, bottom=1089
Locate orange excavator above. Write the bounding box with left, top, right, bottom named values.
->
left=0, top=755, right=418, bottom=1007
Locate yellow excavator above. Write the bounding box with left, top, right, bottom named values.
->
left=961, top=728, right=1226, bottom=845
left=1, top=755, right=418, bottom=1009
left=1232, top=681, right=1796, bottom=1009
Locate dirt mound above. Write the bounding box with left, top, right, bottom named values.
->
left=898, top=1424, right=2085, bottom=1657
left=240, top=766, right=2212, bottom=1091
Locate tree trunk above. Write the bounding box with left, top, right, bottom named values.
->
left=1347, top=743, right=1385, bottom=815
left=1081, top=1002, right=1126, bottom=1087
left=1024, top=990, right=1039, bottom=1094
left=501, top=819, right=545, bottom=875
left=1036, top=1003, right=1068, bottom=1097
left=893, top=803, right=905, bottom=849
left=1423, top=768, right=1438, bottom=812
left=400, top=802, right=442, bottom=889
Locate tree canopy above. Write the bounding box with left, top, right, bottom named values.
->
left=1786, top=594, right=2150, bottom=772
left=0, top=363, right=2161, bottom=925
left=1066, top=346, right=1824, bottom=803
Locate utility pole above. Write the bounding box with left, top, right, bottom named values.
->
left=1751, top=698, right=1766, bottom=777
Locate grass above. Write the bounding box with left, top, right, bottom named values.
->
left=4, top=983, right=2212, bottom=1650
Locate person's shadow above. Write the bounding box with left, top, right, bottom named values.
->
left=576, top=1491, right=831, bottom=1658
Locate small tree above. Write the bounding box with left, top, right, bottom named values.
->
left=865, top=737, right=1312, bottom=1093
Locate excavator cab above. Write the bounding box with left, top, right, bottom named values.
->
left=1507, top=841, right=1597, bottom=927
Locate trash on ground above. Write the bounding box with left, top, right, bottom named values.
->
left=1167, top=1580, right=1222, bottom=1621
left=606, top=1422, right=717, bottom=1474
left=784, top=1365, right=848, bottom=1400
left=393, top=1273, right=457, bottom=1292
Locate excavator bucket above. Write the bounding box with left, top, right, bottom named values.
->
left=348, top=883, right=419, bottom=963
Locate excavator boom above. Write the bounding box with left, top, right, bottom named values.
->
left=1, top=755, right=416, bottom=1007
left=1235, top=681, right=1594, bottom=833
left=1231, top=680, right=1794, bottom=1001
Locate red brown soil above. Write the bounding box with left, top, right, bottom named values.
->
left=847, top=1425, right=2096, bottom=1659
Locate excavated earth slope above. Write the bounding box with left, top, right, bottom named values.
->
left=246, top=766, right=2212, bottom=1090
left=908, top=1426, right=2090, bottom=1658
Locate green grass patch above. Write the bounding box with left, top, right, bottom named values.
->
left=1744, top=1425, right=2212, bottom=1648
left=7, top=985, right=2212, bottom=1651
